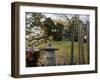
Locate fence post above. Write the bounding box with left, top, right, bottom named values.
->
left=78, top=21, right=85, bottom=64
left=69, top=21, right=74, bottom=65
left=86, top=21, right=89, bottom=64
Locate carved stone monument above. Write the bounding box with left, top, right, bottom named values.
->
left=41, top=43, right=59, bottom=66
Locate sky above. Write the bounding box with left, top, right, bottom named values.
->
left=26, top=12, right=90, bottom=24
left=43, top=13, right=89, bottom=23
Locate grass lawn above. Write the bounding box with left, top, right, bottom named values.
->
left=37, top=40, right=89, bottom=65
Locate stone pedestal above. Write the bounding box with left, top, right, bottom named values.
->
left=41, top=44, right=59, bottom=66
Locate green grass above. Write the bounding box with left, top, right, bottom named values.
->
left=37, top=40, right=89, bottom=65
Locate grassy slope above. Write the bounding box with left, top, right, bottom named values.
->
left=37, top=40, right=88, bottom=64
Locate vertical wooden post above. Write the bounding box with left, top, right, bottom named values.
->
left=78, top=21, right=85, bottom=64
left=78, top=21, right=82, bottom=64
left=81, top=24, right=85, bottom=64
left=69, top=21, right=74, bottom=65
left=86, top=21, right=89, bottom=64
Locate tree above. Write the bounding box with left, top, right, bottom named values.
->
left=43, top=17, right=56, bottom=36
left=43, top=18, right=64, bottom=41
left=43, top=17, right=56, bottom=42
left=26, top=13, right=45, bottom=48
left=53, top=22, right=64, bottom=41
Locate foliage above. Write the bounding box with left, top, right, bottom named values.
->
left=26, top=13, right=88, bottom=48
